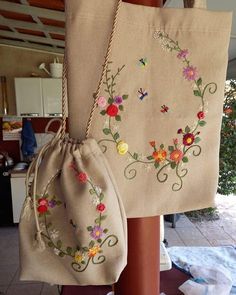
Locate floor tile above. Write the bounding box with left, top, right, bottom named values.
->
left=183, top=238, right=211, bottom=246
left=41, top=284, right=60, bottom=295
left=0, top=265, right=18, bottom=286
left=0, top=285, right=8, bottom=294
left=6, top=283, right=43, bottom=295
left=11, top=268, right=40, bottom=285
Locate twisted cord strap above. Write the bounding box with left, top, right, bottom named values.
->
left=85, top=0, right=122, bottom=139
left=61, top=58, right=68, bottom=139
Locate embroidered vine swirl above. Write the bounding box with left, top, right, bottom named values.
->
left=97, top=31, right=217, bottom=191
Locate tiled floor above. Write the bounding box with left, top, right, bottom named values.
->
left=0, top=195, right=235, bottom=294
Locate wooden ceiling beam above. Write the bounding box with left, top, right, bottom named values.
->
left=0, top=1, right=65, bottom=21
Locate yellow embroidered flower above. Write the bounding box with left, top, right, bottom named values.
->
left=117, top=140, right=129, bottom=155
left=88, top=245, right=101, bottom=258
left=152, top=149, right=167, bottom=162
left=74, top=251, right=85, bottom=263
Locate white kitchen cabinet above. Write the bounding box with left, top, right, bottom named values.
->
left=10, top=173, right=26, bottom=223
left=42, top=78, right=62, bottom=117
left=15, top=78, right=43, bottom=117
left=14, top=78, right=62, bottom=117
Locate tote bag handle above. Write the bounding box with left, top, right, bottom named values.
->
left=60, top=0, right=207, bottom=139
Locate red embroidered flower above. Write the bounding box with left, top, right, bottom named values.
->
left=224, top=108, right=233, bottom=115
left=37, top=205, right=48, bottom=213
left=96, top=203, right=106, bottom=212
left=77, top=172, right=88, bottom=183
left=38, top=198, right=48, bottom=206
left=149, top=141, right=156, bottom=147
left=183, top=133, right=195, bottom=146
left=197, top=111, right=205, bottom=120
left=106, top=104, right=118, bottom=117
left=177, top=128, right=183, bottom=134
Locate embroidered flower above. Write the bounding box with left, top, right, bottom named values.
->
left=54, top=248, right=60, bottom=256
left=197, top=111, right=205, bottom=120
left=173, top=138, right=178, bottom=145
left=48, top=199, right=57, bottom=208
left=170, top=149, right=184, bottom=163
left=106, top=104, right=119, bottom=117
left=149, top=141, right=156, bottom=148
left=117, top=141, right=129, bottom=155
left=152, top=149, right=167, bottom=162
left=37, top=205, right=48, bottom=213
left=77, top=172, right=88, bottom=183
left=90, top=226, right=103, bottom=240
left=177, top=49, right=189, bottom=59
left=97, top=96, right=107, bottom=108
left=183, top=133, right=195, bottom=146
left=88, top=245, right=101, bottom=258
left=183, top=66, right=198, bottom=81
left=114, top=96, right=123, bottom=105
left=38, top=198, right=48, bottom=206
left=224, top=107, right=233, bottom=115
left=49, top=229, right=59, bottom=240
left=177, top=128, right=183, bottom=134
left=94, top=185, right=102, bottom=196
left=97, top=203, right=106, bottom=212
left=92, top=196, right=100, bottom=206
left=74, top=251, right=85, bottom=263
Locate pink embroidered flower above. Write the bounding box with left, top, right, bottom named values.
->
left=149, top=141, right=156, bottom=148
left=97, top=203, right=106, bottom=212
left=97, top=96, right=107, bottom=108
left=183, top=66, right=198, bottom=81
left=177, top=49, right=189, bottom=59
left=38, top=198, right=48, bottom=206
left=170, top=149, right=183, bottom=163
left=197, top=111, right=205, bottom=120
left=177, top=128, right=183, bottom=134
left=90, top=226, right=103, bottom=240
left=106, top=104, right=119, bottom=117
left=183, top=133, right=195, bottom=146
left=37, top=205, right=48, bottom=213
left=114, top=96, right=123, bottom=105
left=173, top=138, right=178, bottom=145
left=77, top=172, right=88, bottom=183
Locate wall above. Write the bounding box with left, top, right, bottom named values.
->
left=0, top=45, right=63, bottom=115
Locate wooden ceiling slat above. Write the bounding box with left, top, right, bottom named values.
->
left=39, top=17, right=64, bottom=28
left=0, top=24, right=11, bottom=31
left=28, top=0, right=64, bottom=12
left=0, top=9, right=35, bottom=22
left=50, top=33, right=64, bottom=41
left=16, top=27, right=45, bottom=37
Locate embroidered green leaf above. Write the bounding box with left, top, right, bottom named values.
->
left=82, top=247, right=89, bottom=252
left=57, top=240, right=62, bottom=249
left=196, top=78, right=202, bottom=86
left=95, top=218, right=100, bottom=224
left=48, top=241, right=53, bottom=248
left=99, top=193, right=104, bottom=200
left=194, top=90, right=201, bottom=97
left=100, top=110, right=106, bottom=116
left=122, top=94, right=128, bottom=100
left=89, top=241, right=95, bottom=248
left=170, top=162, right=176, bottom=169
left=97, top=239, right=102, bottom=243
left=81, top=261, right=86, bottom=264
left=100, top=215, right=107, bottom=221
left=108, top=98, right=114, bottom=104
left=114, top=132, right=120, bottom=140
left=185, top=126, right=191, bottom=133
left=194, top=137, right=201, bottom=143
left=154, top=162, right=160, bottom=169
left=160, top=144, right=164, bottom=149
left=133, top=153, right=138, bottom=160
left=147, top=155, right=154, bottom=160
left=199, top=120, right=206, bottom=127
left=103, top=228, right=109, bottom=234
left=89, top=189, right=95, bottom=195
left=103, top=128, right=111, bottom=135
left=59, top=252, right=65, bottom=257
left=87, top=226, right=93, bottom=232
left=47, top=222, right=52, bottom=228
left=115, top=115, right=121, bottom=121
left=182, top=157, right=189, bottom=163
left=45, top=211, right=51, bottom=216
left=168, top=146, right=174, bottom=152
left=66, top=247, right=72, bottom=255
left=56, top=200, right=62, bottom=205
left=119, top=105, right=124, bottom=111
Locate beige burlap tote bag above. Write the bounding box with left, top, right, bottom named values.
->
left=66, top=0, right=232, bottom=217
left=19, top=118, right=127, bottom=284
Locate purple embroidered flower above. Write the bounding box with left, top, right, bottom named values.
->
left=177, top=49, right=189, bottom=59
left=114, top=96, right=123, bottom=105
left=48, top=200, right=57, bottom=208
left=183, top=66, right=198, bottom=81
left=90, top=226, right=103, bottom=240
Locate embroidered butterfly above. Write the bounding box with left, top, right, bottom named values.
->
left=138, top=88, right=148, bottom=100
left=138, top=57, right=148, bottom=67
left=160, top=105, right=169, bottom=113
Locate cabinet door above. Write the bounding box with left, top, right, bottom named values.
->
left=14, top=78, right=43, bottom=116
left=42, top=78, right=62, bottom=117
left=10, top=176, right=26, bottom=223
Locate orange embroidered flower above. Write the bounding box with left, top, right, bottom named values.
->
left=170, top=149, right=184, bottom=163
left=88, top=245, right=101, bottom=258
left=152, top=149, right=167, bottom=162
left=149, top=141, right=156, bottom=147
